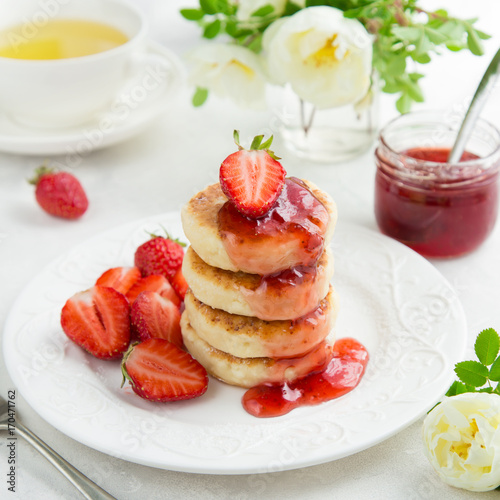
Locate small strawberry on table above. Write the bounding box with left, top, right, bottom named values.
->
left=29, top=165, right=88, bottom=219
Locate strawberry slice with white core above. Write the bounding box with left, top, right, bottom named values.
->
left=61, top=285, right=131, bottom=360
left=126, top=274, right=180, bottom=307
left=95, top=266, right=141, bottom=296
left=220, top=131, right=286, bottom=219
left=131, top=291, right=183, bottom=348
left=121, top=338, right=208, bottom=402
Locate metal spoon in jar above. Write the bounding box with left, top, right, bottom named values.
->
left=448, top=46, right=500, bottom=163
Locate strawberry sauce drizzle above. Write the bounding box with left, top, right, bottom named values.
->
left=241, top=262, right=326, bottom=320
left=218, top=178, right=329, bottom=274
left=242, top=338, right=369, bottom=418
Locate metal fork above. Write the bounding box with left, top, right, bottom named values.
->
left=0, top=395, right=116, bottom=500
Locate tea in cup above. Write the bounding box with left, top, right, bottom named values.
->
left=0, top=0, right=148, bottom=128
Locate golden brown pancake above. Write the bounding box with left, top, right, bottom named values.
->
left=182, top=245, right=334, bottom=321
left=184, top=286, right=338, bottom=359
left=181, top=179, right=337, bottom=275
left=181, top=312, right=334, bottom=388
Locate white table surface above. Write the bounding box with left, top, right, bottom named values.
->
left=1, top=0, right=500, bottom=498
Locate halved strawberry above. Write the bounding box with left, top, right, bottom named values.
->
left=121, top=338, right=208, bottom=402
left=61, top=285, right=131, bottom=360
left=130, top=291, right=182, bottom=348
left=219, top=131, right=286, bottom=218
left=126, top=274, right=180, bottom=307
left=95, top=266, right=141, bottom=296
left=170, top=268, right=188, bottom=301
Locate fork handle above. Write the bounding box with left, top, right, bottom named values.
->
left=14, top=421, right=117, bottom=500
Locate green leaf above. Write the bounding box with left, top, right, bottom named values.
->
left=466, top=26, right=484, bottom=56
left=203, top=19, right=221, bottom=39
left=475, top=29, right=491, bottom=40
left=424, top=27, right=448, bottom=45
left=251, top=5, right=275, bottom=17
left=445, top=380, right=468, bottom=397
left=260, top=135, right=274, bottom=150
left=215, top=0, right=232, bottom=15
left=284, top=1, right=302, bottom=16
left=250, top=135, right=264, bottom=149
left=180, top=8, right=205, bottom=21
left=475, top=328, right=500, bottom=365
left=199, top=0, right=217, bottom=15
left=437, top=20, right=466, bottom=40
left=478, top=387, right=494, bottom=393
left=192, top=87, right=208, bottom=107
left=415, top=32, right=433, bottom=56
left=396, top=93, right=412, bottom=114
left=247, top=34, right=263, bottom=53
left=454, top=360, right=489, bottom=387
left=412, top=53, right=431, bottom=64
left=392, top=26, right=422, bottom=43
left=385, top=55, right=406, bottom=76
left=446, top=42, right=465, bottom=52
left=233, top=129, right=241, bottom=147
left=490, top=356, right=500, bottom=382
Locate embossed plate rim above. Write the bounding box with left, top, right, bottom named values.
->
left=2, top=214, right=467, bottom=474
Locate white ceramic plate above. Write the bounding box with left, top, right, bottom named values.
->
left=0, top=42, right=184, bottom=156
left=3, top=214, right=467, bottom=474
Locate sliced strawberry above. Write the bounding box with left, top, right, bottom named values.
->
left=121, top=338, right=208, bottom=402
left=126, top=275, right=180, bottom=307
left=219, top=132, right=286, bottom=218
left=131, top=291, right=183, bottom=348
left=170, top=268, right=188, bottom=301
left=61, top=285, right=130, bottom=360
left=134, top=234, right=185, bottom=280
left=95, top=266, right=141, bottom=296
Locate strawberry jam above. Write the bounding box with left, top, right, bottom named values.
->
left=242, top=338, right=369, bottom=418
left=374, top=113, right=500, bottom=258
left=240, top=251, right=332, bottom=321
left=218, top=177, right=330, bottom=275
left=375, top=146, right=500, bottom=258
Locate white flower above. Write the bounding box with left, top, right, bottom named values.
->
left=263, top=6, right=373, bottom=109
left=422, top=393, right=500, bottom=492
left=187, top=43, right=267, bottom=109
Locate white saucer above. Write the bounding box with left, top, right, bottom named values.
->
left=0, top=41, right=185, bottom=156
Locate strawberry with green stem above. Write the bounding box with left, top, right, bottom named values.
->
left=219, top=131, right=286, bottom=219
left=134, top=230, right=186, bottom=281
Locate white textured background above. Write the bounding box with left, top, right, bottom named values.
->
left=1, top=0, right=500, bottom=498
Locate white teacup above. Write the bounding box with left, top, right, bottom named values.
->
left=0, top=0, right=148, bottom=128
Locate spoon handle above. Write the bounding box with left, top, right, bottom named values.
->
left=14, top=421, right=117, bottom=500
left=448, top=47, right=500, bottom=163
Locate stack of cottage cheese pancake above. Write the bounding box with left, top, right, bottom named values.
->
left=180, top=176, right=339, bottom=388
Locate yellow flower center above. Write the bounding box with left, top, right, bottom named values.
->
left=228, top=59, right=255, bottom=77
left=308, top=34, right=346, bottom=67
left=449, top=419, right=480, bottom=461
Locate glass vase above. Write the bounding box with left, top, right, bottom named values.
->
left=267, top=80, right=379, bottom=164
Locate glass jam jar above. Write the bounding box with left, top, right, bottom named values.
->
left=374, top=111, right=500, bottom=258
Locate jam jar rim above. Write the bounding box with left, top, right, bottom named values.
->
left=377, top=110, right=500, bottom=185
left=379, top=110, right=500, bottom=165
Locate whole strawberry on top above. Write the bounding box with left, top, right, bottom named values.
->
left=29, top=166, right=88, bottom=219
left=219, top=131, right=286, bottom=219
left=134, top=231, right=186, bottom=280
